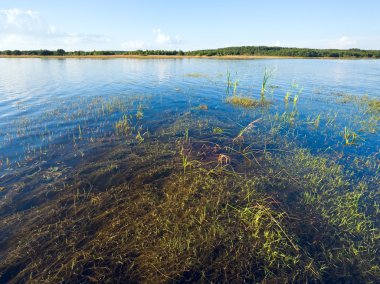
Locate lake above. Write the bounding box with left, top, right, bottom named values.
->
left=0, top=58, right=379, bottom=282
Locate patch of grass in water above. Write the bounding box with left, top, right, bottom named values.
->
left=368, top=99, right=380, bottom=114
left=185, top=73, right=208, bottom=78
left=226, top=96, right=262, bottom=108
left=193, top=104, right=208, bottom=110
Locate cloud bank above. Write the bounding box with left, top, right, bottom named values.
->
left=121, top=28, right=184, bottom=51
left=153, top=28, right=182, bottom=45
left=0, top=9, right=108, bottom=50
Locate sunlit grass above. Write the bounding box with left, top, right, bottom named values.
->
left=226, top=95, right=261, bottom=107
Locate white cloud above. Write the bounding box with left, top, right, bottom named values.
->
left=0, top=9, right=42, bottom=33
left=122, top=40, right=145, bottom=50
left=332, top=36, right=357, bottom=49
left=153, top=28, right=182, bottom=45
left=121, top=28, right=185, bottom=51
left=0, top=9, right=109, bottom=50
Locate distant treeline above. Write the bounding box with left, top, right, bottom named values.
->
left=186, top=46, right=380, bottom=58
left=1, top=46, right=380, bottom=58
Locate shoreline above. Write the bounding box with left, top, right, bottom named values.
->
left=0, top=55, right=378, bottom=60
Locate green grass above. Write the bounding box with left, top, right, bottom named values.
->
left=115, top=114, right=130, bottom=136
left=260, top=68, right=273, bottom=103
left=226, top=95, right=261, bottom=107
left=185, top=72, right=208, bottom=78
left=368, top=98, right=380, bottom=118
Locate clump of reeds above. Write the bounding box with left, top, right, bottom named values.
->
left=226, top=96, right=261, bottom=107
left=260, top=68, right=273, bottom=103
left=115, top=114, right=130, bottom=136
left=226, top=69, right=273, bottom=108
left=367, top=98, right=380, bottom=117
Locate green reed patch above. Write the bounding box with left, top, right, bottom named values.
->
left=226, top=95, right=262, bottom=107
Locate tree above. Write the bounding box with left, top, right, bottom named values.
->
left=56, top=49, right=66, bottom=56
left=39, top=49, right=54, bottom=56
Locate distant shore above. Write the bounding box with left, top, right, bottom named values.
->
left=0, top=55, right=378, bottom=60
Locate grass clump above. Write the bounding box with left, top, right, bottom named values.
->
left=260, top=68, right=273, bottom=103
left=226, top=95, right=261, bottom=107
left=226, top=69, right=273, bottom=108
left=185, top=72, right=208, bottom=78
left=115, top=114, right=130, bottom=136
left=368, top=98, right=380, bottom=116
left=194, top=104, right=208, bottom=110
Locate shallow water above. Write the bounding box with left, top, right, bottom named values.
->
left=0, top=58, right=379, bottom=173
left=0, top=58, right=379, bottom=282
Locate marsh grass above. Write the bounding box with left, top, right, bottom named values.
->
left=193, top=104, right=208, bottom=110
left=368, top=99, right=380, bottom=111
left=185, top=72, right=208, bottom=78
left=260, top=68, right=273, bottom=103
left=115, top=114, right=130, bottom=136
left=343, top=127, right=360, bottom=145
left=226, top=95, right=261, bottom=107
left=225, top=69, right=273, bottom=108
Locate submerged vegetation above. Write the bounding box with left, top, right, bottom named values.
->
left=368, top=98, right=380, bottom=116
left=0, top=64, right=379, bottom=283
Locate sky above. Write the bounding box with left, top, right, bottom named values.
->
left=0, top=0, right=379, bottom=51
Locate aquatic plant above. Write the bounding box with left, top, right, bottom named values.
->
left=136, top=104, right=144, bottom=120
left=233, top=80, right=238, bottom=97
left=213, top=127, right=224, bottom=134
left=284, top=91, right=291, bottom=104
left=368, top=99, right=380, bottom=113
left=135, top=130, right=144, bottom=143
left=115, top=114, right=130, bottom=136
left=78, top=124, right=82, bottom=140
left=293, top=94, right=299, bottom=106
left=194, top=104, right=208, bottom=110
left=226, top=96, right=260, bottom=108
left=185, top=73, right=207, bottom=78
left=226, top=70, right=232, bottom=95
left=260, top=68, right=273, bottom=103
left=307, top=114, right=321, bottom=129
left=343, top=127, right=360, bottom=145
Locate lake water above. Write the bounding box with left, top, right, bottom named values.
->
left=0, top=58, right=379, bottom=282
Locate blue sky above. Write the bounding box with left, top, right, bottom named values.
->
left=0, top=0, right=379, bottom=51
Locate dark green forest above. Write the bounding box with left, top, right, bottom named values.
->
left=1, top=46, right=380, bottom=58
